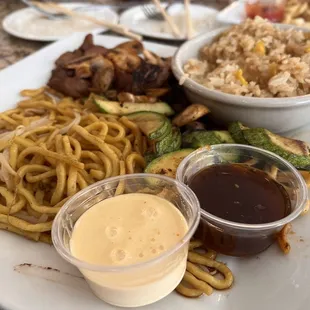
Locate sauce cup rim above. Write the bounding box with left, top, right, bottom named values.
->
left=52, top=173, right=201, bottom=272
left=176, top=144, right=308, bottom=231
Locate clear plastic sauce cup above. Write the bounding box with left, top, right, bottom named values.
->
left=176, top=144, right=307, bottom=257
left=52, top=173, right=200, bottom=307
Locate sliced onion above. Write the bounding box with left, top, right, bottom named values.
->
left=45, top=92, right=59, bottom=104
left=24, top=116, right=52, bottom=132
left=0, top=125, right=25, bottom=141
left=59, top=111, right=81, bottom=135
left=82, top=109, right=90, bottom=115
left=24, top=108, right=46, bottom=116
left=0, top=116, right=52, bottom=145
left=0, top=152, right=16, bottom=177
left=0, top=149, right=16, bottom=190
left=14, top=211, right=49, bottom=224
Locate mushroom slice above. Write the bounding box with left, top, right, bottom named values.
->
left=90, top=56, right=115, bottom=93
left=172, top=104, right=210, bottom=127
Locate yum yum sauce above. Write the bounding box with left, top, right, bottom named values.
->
left=188, top=164, right=291, bottom=224
left=70, top=193, right=188, bottom=266
left=69, top=193, right=189, bottom=307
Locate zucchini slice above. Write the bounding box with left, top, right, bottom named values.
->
left=126, top=112, right=172, bottom=141
left=213, top=131, right=235, bottom=143
left=228, top=121, right=249, bottom=144
left=93, top=95, right=174, bottom=116
left=243, top=128, right=310, bottom=169
left=144, top=152, right=158, bottom=165
left=155, top=126, right=182, bottom=156
left=145, top=149, right=194, bottom=179
left=182, top=130, right=222, bottom=148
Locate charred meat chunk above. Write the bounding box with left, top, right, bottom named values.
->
left=48, top=67, right=91, bottom=98
left=132, top=61, right=170, bottom=94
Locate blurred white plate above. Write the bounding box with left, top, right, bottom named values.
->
left=2, top=2, right=119, bottom=42
left=216, top=0, right=245, bottom=25
left=120, top=3, right=221, bottom=41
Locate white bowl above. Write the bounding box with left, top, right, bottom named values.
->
left=172, top=27, right=310, bottom=134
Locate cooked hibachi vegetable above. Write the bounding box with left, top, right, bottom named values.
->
left=182, top=131, right=221, bottom=148
left=172, top=104, right=210, bottom=127
left=212, top=131, right=235, bottom=143
left=93, top=95, right=174, bottom=116
left=243, top=128, right=310, bottom=169
left=126, top=112, right=172, bottom=141
left=228, top=121, right=249, bottom=144
left=145, top=149, right=194, bottom=179
left=144, top=152, right=158, bottom=165
left=182, top=130, right=234, bottom=148
left=155, top=126, right=182, bottom=156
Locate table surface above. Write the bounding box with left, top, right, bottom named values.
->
left=0, top=0, right=226, bottom=70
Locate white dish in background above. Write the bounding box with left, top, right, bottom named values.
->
left=216, top=0, right=246, bottom=25
left=0, top=33, right=309, bottom=310
left=172, top=26, right=310, bottom=134
left=2, top=2, right=119, bottom=42
left=120, top=3, right=221, bottom=41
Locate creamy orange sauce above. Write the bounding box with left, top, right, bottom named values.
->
left=70, top=193, right=188, bottom=266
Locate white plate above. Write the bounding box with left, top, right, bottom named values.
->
left=120, top=3, right=221, bottom=41
left=216, top=0, right=246, bottom=25
left=2, top=2, right=119, bottom=42
left=0, top=33, right=310, bottom=310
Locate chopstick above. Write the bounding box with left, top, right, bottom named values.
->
left=31, top=1, right=142, bottom=41
left=184, top=0, right=194, bottom=39
left=151, top=0, right=182, bottom=38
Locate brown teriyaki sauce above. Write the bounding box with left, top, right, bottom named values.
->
left=188, top=164, right=291, bottom=224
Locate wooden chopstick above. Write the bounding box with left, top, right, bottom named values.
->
left=184, top=0, right=194, bottom=39
left=31, top=1, right=142, bottom=41
left=151, top=0, right=182, bottom=38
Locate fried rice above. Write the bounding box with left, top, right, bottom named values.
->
left=184, top=17, right=310, bottom=98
